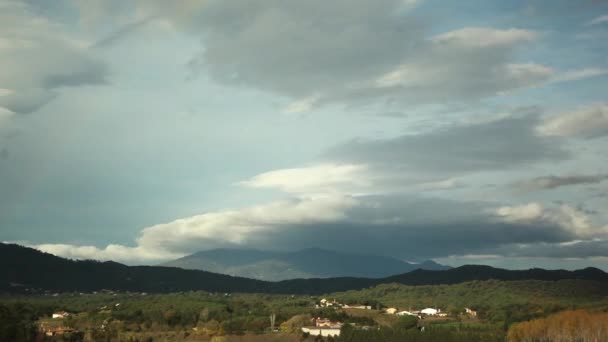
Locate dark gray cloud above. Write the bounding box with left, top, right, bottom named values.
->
left=93, top=16, right=155, bottom=48
left=325, top=115, right=568, bottom=174
left=31, top=194, right=594, bottom=263
left=262, top=197, right=574, bottom=259
left=190, top=0, right=424, bottom=98
left=182, top=0, right=555, bottom=108
left=513, top=173, right=608, bottom=191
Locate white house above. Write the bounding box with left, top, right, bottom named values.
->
left=343, top=304, right=371, bottom=310
left=465, top=308, right=477, bottom=316
left=397, top=310, right=419, bottom=317
left=52, top=311, right=70, bottom=319
left=420, top=308, right=439, bottom=316
left=302, top=327, right=341, bottom=337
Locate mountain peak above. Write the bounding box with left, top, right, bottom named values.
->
left=162, top=247, right=451, bottom=281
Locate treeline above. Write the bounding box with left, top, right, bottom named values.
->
left=507, top=309, right=608, bottom=342
left=333, top=279, right=608, bottom=326
left=336, top=316, right=504, bottom=342
left=3, top=243, right=608, bottom=295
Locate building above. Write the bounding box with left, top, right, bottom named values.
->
left=302, top=317, right=343, bottom=337
left=52, top=311, right=70, bottom=319
left=465, top=307, right=477, bottom=316
left=313, top=317, right=343, bottom=329
left=397, top=310, right=420, bottom=318
left=385, top=307, right=398, bottom=314
left=420, top=308, right=439, bottom=316
left=302, top=327, right=341, bottom=337
left=342, top=304, right=372, bottom=309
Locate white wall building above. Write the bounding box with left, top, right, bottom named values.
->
left=302, top=327, right=341, bottom=337
left=52, top=312, right=70, bottom=319
left=420, top=308, right=439, bottom=316
left=397, top=310, right=419, bottom=317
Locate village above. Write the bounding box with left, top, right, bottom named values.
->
left=302, top=298, right=478, bottom=337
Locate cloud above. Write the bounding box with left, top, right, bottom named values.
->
left=430, top=27, right=538, bottom=47
left=178, top=0, right=552, bottom=106
left=238, top=113, right=566, bottom=196
left=282, top=96, right=320, bottom=114
left=29, top=243, right=179, bottom=264
left=26, top=193, right=608, bottom=264
left=0, top=107, right=15, bottom=127
left=0, top=1, right=107, bottom=114
left=550, top=68, right=608, bottom=83
left=588, top=14, right=608, bottom=25
left=326, top=114, right=568, bottom=174
left=498, top=240, right=608, bottom=259
left=492, top=203, right=608, bottom=239
left=513, top=173, right=608, bottom=191
left=239, top=164, right=370, bottom=194
left=92, top=16, right=155, bottom=48
left=537, top=104, right=608, bottom=138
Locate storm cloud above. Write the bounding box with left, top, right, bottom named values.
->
left=29, top=194, right=607, bottom=264
left=326, top=114, right=568, bottom=174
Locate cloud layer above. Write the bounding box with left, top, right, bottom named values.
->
left=28, top=194, right=608, bottom=264
left=3, top=0, right=608, bottom=271
left=513, top=173, right=608, bottom=191
left=0, top=1, right=107, bottom=115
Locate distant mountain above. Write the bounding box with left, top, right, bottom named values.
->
left=2, top=243, right=607, bottom=295
left=160, top=247, right=451, bottom=280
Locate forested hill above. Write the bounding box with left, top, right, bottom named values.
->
left=2, top=243, right=607, bottom=295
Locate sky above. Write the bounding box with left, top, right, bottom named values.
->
left=1, top=0, right=608, bottom=270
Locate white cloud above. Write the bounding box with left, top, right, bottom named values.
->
left=0, top=89, right=13, bottom=97
left=282, top=95, right=320, bottom=114
left=537, top=104, right=608, bottom=138
left=494, top=203, right=545, bottom=222
left=551, top=68, right=608, bottom=83
left=137, top=195, right=357, bottom=252
left=588, top=14, right=608, bottom=25
left=29, top=243, right=180, bottom=264
left=492, top=203, right=608, bottom=239
left=504, top=63, right=554, bottom=87
left=239, top=164, right=370, bottom=194
left=27, top=195, right=358, bottom=262
left=430, top=27, right=538, bottom=47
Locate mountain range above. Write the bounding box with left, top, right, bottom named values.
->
left=160, top=247, right=451, bottom=280
left=2, top=243, right=607, bottom=295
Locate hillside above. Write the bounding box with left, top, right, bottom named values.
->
left=161, top=247, right=450, bottom=280
left=2, top=243, right=607, bottom=295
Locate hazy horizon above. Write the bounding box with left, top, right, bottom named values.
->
left=1, top=0, right=608, bottom=272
